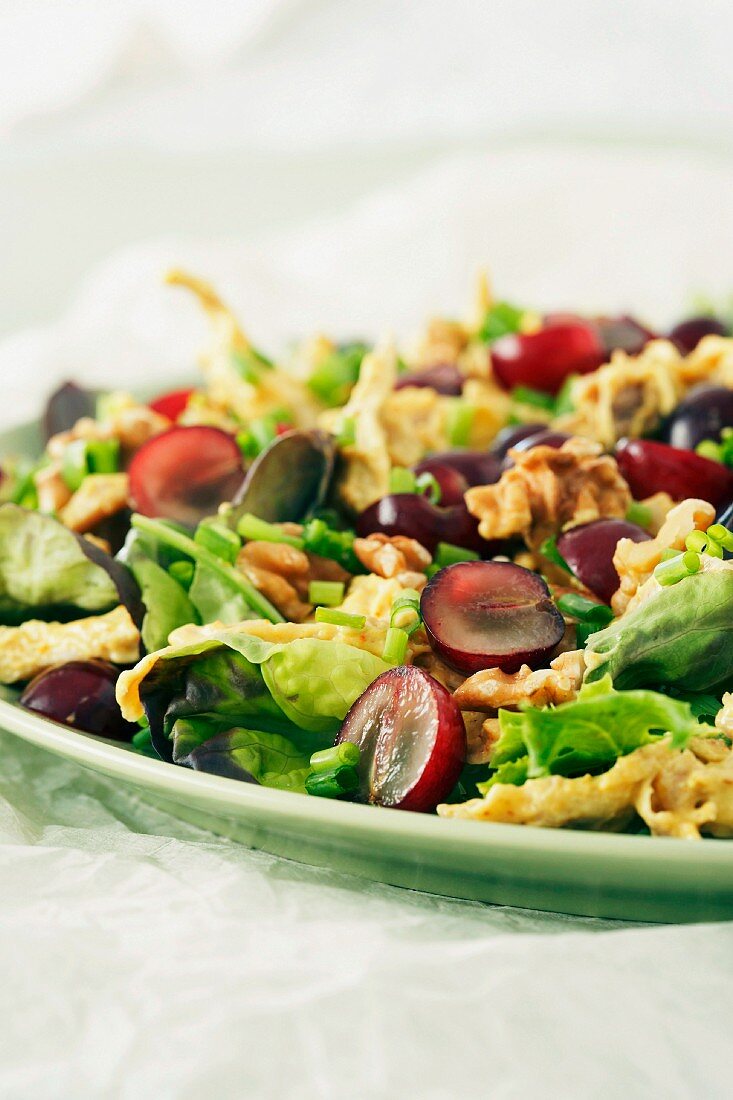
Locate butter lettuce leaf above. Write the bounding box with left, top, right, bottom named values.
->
left=478, top=676, right=700, bottom=793
left=185, top=726, right=311, bottom=792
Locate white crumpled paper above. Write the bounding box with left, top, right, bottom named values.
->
left=1, top=148, right=732, bottom=1098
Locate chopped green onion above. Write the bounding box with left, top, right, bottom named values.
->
left=314, top=607, right=366, bottom=629
left=414, top=471, right=442, bottom=504
left=626, top=501, right=652, bottom=529
left=236, top=513, right=305, bottom=548
left=305, top=765, right=360, bottom=798
left=659, top=547, right=683, bottom=562
left=61, top=439, right=90, bottom=491
left=654, top=549, right=701, bottom=586
left=707, top=522, right=733, bottom=551
left=194, top=520, right=242, bottom=564
left=425, top=563, right=441, bottom=580
left=310, top=743, right=360, bottom=773
left=556, top=593, right=613, bottom=625
left=446, top=400, right=475, bottom=447
left=308, top=344, right=367, bottom=407
left=696, top=439, right=722, bottom=462
left=169, top=560, right=195, bottom=590
left=511, top=386, right=556, bottom=412
left=382, top=625, right=409, bottom=664
left=390, top=589, right=422, bottom=635
left=302, top=518, right=361, bottom=573
left=87, top=438, right=120, bottom=474
left=131, top=726, right=157, bottom=757
left=539, top=535, right=572, bottom=574
left=130, top=513, right=284, bottom=623
left=230, top=347, right=272, bottom=384
left=553, top=374, right=577, bottom=416
left=434, top=542, right=479, bottom=568
left=389, top=466, right=417, bottom=494
left=308, top=580, right=345, bottom=606
left=336, top=416, right=356, bottom=448
left=685, top=529, right=709, bottom=554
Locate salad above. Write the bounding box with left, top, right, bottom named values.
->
left=2, top=269, right=733, bottom=839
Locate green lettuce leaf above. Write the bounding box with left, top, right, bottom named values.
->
left=0, top=503, right=122, bottom=624
left=134, top=628, right=388, bottom=765
left=188, top=563, right=254, bottom=624
left=478, top=676, right=700, bottom=793
left=123, top=539, right=199, bottom=652
left=584, top=568, right=733, bottom=691
left=185, top=726, right=311, bottom=792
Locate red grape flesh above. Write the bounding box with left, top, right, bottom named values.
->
left=420, top=561, right=565, bottom=675
left=336, top=666, right=466, bottom=812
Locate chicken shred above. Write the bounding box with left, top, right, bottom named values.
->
left=0, top=606, right=139, bottom=685
left=59, top=473, right=129, bottom=533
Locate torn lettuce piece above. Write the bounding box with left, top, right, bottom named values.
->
left=185, top=726, right=311, bottom=792
left=118, top=628, right=389, bottom=764
left=584, top=567, right=733, bottom=691
left=478, top=676, right=701, bottom=792
left=0, top=503, right=140, bottom=626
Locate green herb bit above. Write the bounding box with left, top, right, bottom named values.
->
left=654, top=549, right=701, bottom=586
left=707, top=522, right=733, bottom=552
left=308, top=580, right=345, bottom=606
left=389, top=466, right=417, bottom=494
left=130, top=513, right=283, bottom=623
left=446, top=399, right=475, bottom=447
left=539, top=535, right=572, bottom=574
left=314, top=607, right=366, bottom=629
left=236, top=513, right=305, bottom=548
left=626, top=500, right=652, bottom=529
left=511, top=386, right=556, bottom=412
left=390, top=589, right=422, bottom=636
left=434, top=541, right=479, bottom=568
left=414, top=471, right=442, bottom=504
left=310, top=743, right=360, bottom=773
left=169, top=560, right=195, bottom=590
left=478, top=301, right=525, bottom=344
left=382, top=625, right=409, bottom=664
left=194, top=520, right=242, bottom=564
left=305, top=764, right=360, bottom=798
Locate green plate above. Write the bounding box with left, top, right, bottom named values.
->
left=1, top=417, right=732, bottom=923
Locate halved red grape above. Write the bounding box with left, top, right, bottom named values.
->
left=412, top=461, right=469, bottom=506
left=394, top=363, right=464, bottom=396
left=615, top=438, right=733, bottom=508
left=491, top=322, right=604, bottom=395
left=335, top=666, right=466, bottom=812
left=557, top=519, right=650, bottom=604
left=128, top=425, right=245, bottom=528
left=148, top=387, right=194, bottom=421
left=357, top=494, right=488, bottom=555
left=668, top=316, right=731, bottom=355
left=420, top=561, right=565, bottom=675
left=661, top=385, right=733, bottom=451
left=20, top=660, right=137, bottom=741
left=491, top=423, right=548, bottom=458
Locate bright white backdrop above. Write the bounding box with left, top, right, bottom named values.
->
left=1, top=4, right=732, bottom=1098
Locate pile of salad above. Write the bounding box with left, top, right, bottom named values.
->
left=2, top=269, right=733, bottom=838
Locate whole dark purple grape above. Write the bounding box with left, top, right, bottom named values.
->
left=557, top=519, right=650, bottom=604
left=595, top=315, right=656, bottom=357
left=501, top=429, right=571, bottom=470
left=356, top=493, right=489, bottom=555
left=20, top=660, right=137, bottom=741
left=414, top=450, right=502, bottom=491
left=661, top=385, right=733, bottom=452
left=491, top=423, right=548, bottom=459
left=394, top=363, right=464, bottom=396
left=668, top=316, right=731, bottom=355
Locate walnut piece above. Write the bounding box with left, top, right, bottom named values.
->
left=453, top=649, right=585, bottom=713
left=353, top=533, right=431, bottom=580
left=0, top=605, right=139, bottom=684
left=237, top=540, right=350, bottom=623
left=59, top=473, right=129, bottom=533
left=465, top=437, right=630, bottom=551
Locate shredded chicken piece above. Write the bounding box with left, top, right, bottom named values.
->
left=439, top=737, right=733, bottom=837
left=320, top=341, right=397, bottom=513
left=353, top=533, right=431, bottom=580
left=639, top=491, right=676, bottom=535
left=454, top=649, right=585, bottom=713
left=379, top=386, right=450, bottom=467
left=236, top=541, right=350, bottom=623
left=166, top=269, right=320, bottom=428
left=411, top=316, right=470, bottom=367
left=466, top=437, right=630, bottom=550
left=58, top=473, right=129, bottom=533
left=178, top=393, right=240, bottom=433
left=611, top=498, right=715, bottom=615
left=676, top=334, right=733, bottom=389
left=715, top=694, right=733, bottom=739
left=0, top=606, right=139, bottom=685
left=33, top=463, right=72, bottom=514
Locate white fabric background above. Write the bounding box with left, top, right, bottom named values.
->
left=1, top=4, right=732, bottom=1098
